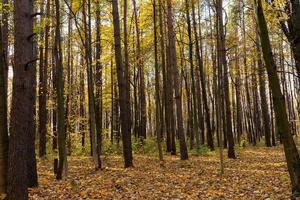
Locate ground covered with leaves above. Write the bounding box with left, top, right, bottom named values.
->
left=29, top=146, right=291, bottom=199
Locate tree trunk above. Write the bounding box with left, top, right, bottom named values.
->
left=153, top=0, right=164, bottom=163
left=8, top=0, right=37, bottom=197
left=256, top=30, right=271, bottom=147
left=112, top=0, right=133, bottom=167
left=0, top=21, right=8, bottom=195
left=38, top=0, right=49, bottom=158
left=255, top=0, right=300, bottom=196
left=132, top=0, right=146, bottom=141
left=95, top=0, right=103, bottom=169
left=216, top=0, right=235, bottom=158
left=55, top=0, right=67, bottom=180
left=185, top=0, right=198, bottom=149
left=166, top=0, right=188, bottom=160
left=192, top=0, right=213, bottom=150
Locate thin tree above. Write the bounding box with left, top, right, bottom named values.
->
left=166, top=0, right=188, bottom=160
left=0, top=21, right=8, bottom=195
left=216, top=0, right=235, bottom=158
left=185, top=0, right=198, bottom=149
left=191, top=0, right=213, bottom=150
left=95, top=0, right=103, bottom=169
left=254, top=0, right=300, bottom=197
left=112, top=0, right=133, bottom=167
left=153, top=0, right=164, bottom=163
left=256, top=30, right=271, bottom=147
left=55, top=0, right=67, bottom=180
left=38, top=0, right=48, bottom=158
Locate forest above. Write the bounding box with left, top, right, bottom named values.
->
left=1, top=0, right=300, bottom=199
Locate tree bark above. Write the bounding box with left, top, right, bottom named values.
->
left=112, top=0, right=133, bottom=167
left=8, top=0, right=37, bottom=197
left=95, top=0, right=103, bottom=169
left=166, top=0, right=188, bottom=160
left=255, top=0, right=300, bottom=196
left=55, top=0, right=67, bottom=180
left=216, top=0, right=235, bottom=158
left=38, top=0, right=49, bottom=158
left=153, top=0, right=164, bottom=163
left=0, top=21, right=8, bottom=195
left=256, top=31, right=271, bottom=147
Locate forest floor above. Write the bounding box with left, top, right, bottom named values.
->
left=29, top=146, right=291, bottom=200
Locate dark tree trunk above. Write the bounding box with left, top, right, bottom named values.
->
left=255, top=0, right=300, bottom=196
left=0, top=21, right=8, bottom=195
left=112, top=0, right=133, bottom=167
left=123, top=0, right=132, bottom=141
left=79, top=58, right=85, bottom=148
left=8, top=0, right=38, bottom=198
left=166, top=0, right=188, bottom=160
left=2, top=0, right=8, bottom=94
left=55, top=0, right=67, bottom=180
left=38, top=0, right=49, bottom=158
left=185, top=0, right=197, bottom=149
left=95, top=0, right=103, bottom=169
left=132, top=0, right=146, bottom=141
left=191, top=0, right=213, bottom=150
left=279, top=0, right=300, bottom=83
left=256, top=31, right=271, bottom=147
left=216, top=0, right=235, bottom=158
left=153, top=0, right=164, bottom=162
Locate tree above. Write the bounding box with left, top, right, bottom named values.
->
left=0, top=20, right=8, bottom=195
left=55, top=0, right=67, bottom=180
left=216, top=0, right=235, bottom=158
left=185, top=0, right=198, bottom=149
left=153, top=0, right=164, bottom=163
left=112, top=0, right=133, bottom=167
left=191, top=0, right=213, bottom=150
left=38, top=0, right=50, bottom=158
left=95, top=0, right=103, bottom=169
left=256, top=30, right=271, bottom=147
left=254, top=0, right=300, bottom=197
left=166, top=0, right=188, bottom=160
left=132, top=0, right=146, bottom=141
left=278, top=0, right=300, bottom=81
left=8, top=0, right=37, bottom=198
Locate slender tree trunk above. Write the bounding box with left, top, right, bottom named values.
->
left=112, top=0, right=133, bottom=167
left=0, top=21, right=8, bottom=195
left=185, top=0, right=198, bottom=149
left=124, top=0, right=132, bottom=140
left=132, top=0, right=146, bottom=141
left=2, top=0, right=8, bottom=94
left=153, top=0, right=164, bottom=163
left=256, top=30, right=271, bottom=147
left=166, top=0, right=188, bottom=160
left=55, top=0, right=67, bottom=180
left=38, top=0, right=48, bottom=158
left=79, top=60, right=86, bottom=148
left=82, top=0, right=99, bottom=167
left=216, top=0, right=235, bottom=158
left=279, top=0, right=300, bottom=83
left=255, top=0, right=300, bottom=196
left=192, top=0, right=213, bottom=150
left=110, top=51, right=114, bottom=144
left=95, top=0, right=102, bottom=169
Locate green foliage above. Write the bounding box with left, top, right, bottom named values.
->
left=132, top=138, right=159, bottom=155
left=240, top=139, right=247, bottom=148
left=102, top=140, right=122, bottom=156
left=191, top=145, right=209, bottom=156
